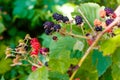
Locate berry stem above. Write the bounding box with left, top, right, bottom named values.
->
left=65, top=31, right=89, bottom=39
left=27, top=60, right=41, bottom=68
left=80, top=26, right=85, bottom=35
left=70, top=24, right=73, bottom=33
left=78, top=8, right=95, bottom=33
left=70, top=6, right=120, bottom=80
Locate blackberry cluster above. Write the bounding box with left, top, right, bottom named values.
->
left=75, top=16, right=83, bottom=25
left=105, top=19, right=114, bottom=26
left=99, top=7, right=116, bottom=31
left=52, top=13, right=69, bottom=23
left=95, top=26, right=102, bottom=31
left=43, top=21, right=61, bottom=35
left=104, top=7, right=114, bottom=16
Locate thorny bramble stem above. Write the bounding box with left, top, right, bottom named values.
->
left=69, top=6, right=120, bottom=80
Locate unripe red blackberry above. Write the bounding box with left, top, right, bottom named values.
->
left=40, top=48, right=49, bottom=55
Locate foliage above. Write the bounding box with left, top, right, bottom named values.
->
left=0, top=0, right=120, bottom=80
left=27, top=67, right=49, bottom=80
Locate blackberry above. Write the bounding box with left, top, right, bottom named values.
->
left=95, top=26, right=102, bottom=31
left=45, top=62, right=48, bottom=66
left=53, top=24, right=61, bottom=31
left=52, top=36, right=58, bottom=40
left=43, top=21, right=54, bottom=29
left=105, top=19, right=114, bottom=26
left=40, top=48, right=49, bottom=54
left=75, top=16, right=83, bottom=25
left=62, top=16, right=69, bottom=23
left=52, top=13, right=63, bottom=21
left=45, top=29, right=52, bottom=35
left=43, top=48, right=49, bottom=52
left=24, top=45, right=28, bottom=51
left=104, top=7, right=114, bottom=16
left=85, top=33, right=90, bottom=36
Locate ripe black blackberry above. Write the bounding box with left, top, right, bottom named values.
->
left=45, top=29, right=52, bottom=35
left=62, top=16, right=69, bottom=23
left=95, top=26, right=102, bottom=31
left=52, top=13, right=63, bottom=21
left=45, top=62, right=48, bottom=66
left=24, top=45, right=28, bottom=51
left=43, top=21, right=54, bottom=29
left=104, top=7, right=114, bottom=16
left=75, top=16, right=83, bottom=25
left=53, top=24, right=61, bottom=31
left=105, top=19, right=114, bottom=26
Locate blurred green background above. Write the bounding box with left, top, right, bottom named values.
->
left=0, top=0, right=119, bottom=80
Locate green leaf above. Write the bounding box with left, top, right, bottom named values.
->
left=75, top=69, right=98, bottom=80
left=49, top=50, right=77, bottom=74
left=74, top=52, right=98, bottom=80
left=73, top=40, right=84, bottom=51
left=13, top=0, right=36, bottom=19
left=114, top=28, right=120, bottom=35
left=0, top=22, right=6, bottom=34
left=92, top=49, right=112, bottom=77
left=8, top=27, right=17, bottom=37
left=111, top=47, right=120, bottom=80
left=79, top=3, right=103, bottom=26
left=0, top=43, right=7, bottom=58
left=48, top=34, right=78, bottom=73
left=117, top=0, right=120, bottom=4
left=39, top=34, right=52, bottom=48
left=0, top=59, right=12, bottom=74
left=27, top=67, right=49, bottom=80
left=49, top=71, right=69, bottom=80
left=100, top=35, right=120, bottom=56
left=112, top=64, right=120, bottom=80
left=70, top=50, right=83, bottom=59
left=0, top=76, right=5, bottom=80
left=50, top=36, right=77, bottom=53
left=99, top=67, right=113, bottom=80
left=43, top=0, right=68, bottom=10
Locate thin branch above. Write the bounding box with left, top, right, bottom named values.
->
left=27, top=60, right=41, bottom=68
left=70, top=24, right=73, bottom=33
left=70, top=6, right=120, bottom=80
left=80, top=26, right=85, bottom=35
left=78, top=8, right=95, bottom=33
left=65, top=32, right=89, bottom=39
